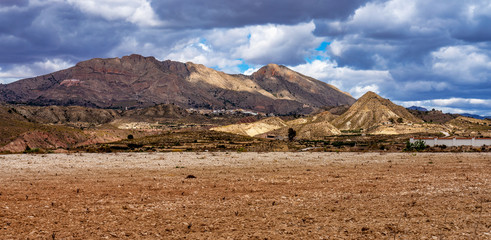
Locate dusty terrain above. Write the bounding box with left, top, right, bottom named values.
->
left=0, top=152, right=490, bottom=239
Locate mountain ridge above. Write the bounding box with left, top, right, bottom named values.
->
left=0, top=54, right=355, bottom=115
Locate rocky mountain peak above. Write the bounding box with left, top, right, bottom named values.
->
left=252, top=63, right=292, bottom=79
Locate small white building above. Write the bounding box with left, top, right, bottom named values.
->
left=410, top=137, right=491, bottom=147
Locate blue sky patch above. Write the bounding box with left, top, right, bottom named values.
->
left=315, top=41, right=330, bottom=51
left=237, top=59, right=252, bottom=72
left=304, top=55, right=328, bottom=63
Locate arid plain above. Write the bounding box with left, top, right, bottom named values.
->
left=1, top=152, right=489, bottom=239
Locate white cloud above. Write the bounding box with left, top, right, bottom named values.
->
left=159, top=22, right=325, bottom=74
left=329, top=40, right=345, bottom=57
left=397, top=98, right=491, bottom=115
left=345, top=0, right=478, bottom=37
left=232, top=22, right=322, bottom=64
left=350, top=0, right=417, bottom=30
left=165, top=37, right=242, bottom=72
left=290, top=59, right=393, bottom=98
left=243, top=67, right=260, bottom=76
left=431, top=45, right=491, bottom=83
left=352, top=85, right=380, bottom=97
left=67, top=0, right=163, bottom=27
left=0, top=59, right=73, bottom=84
left=432, top=98, right=491, bottom=106
left=108, top=35, right=171, bottom=59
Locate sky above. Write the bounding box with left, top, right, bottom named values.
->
left=0, top=0, right=490, bottom=116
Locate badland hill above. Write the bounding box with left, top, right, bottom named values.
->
left=332, top=91, right=422, bottom=131
left=211, top=91, right=491, bottom=140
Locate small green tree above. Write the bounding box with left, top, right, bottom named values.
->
left=288, top=128, right=296, bottom=142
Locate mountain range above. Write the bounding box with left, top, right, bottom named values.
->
left=0, top=54, right=355, bottom=115
left=460, top=113, right=491, bottom=120
left=407, top=106, right=490, bottom=120
left=1, top=54, right=489, bottom=152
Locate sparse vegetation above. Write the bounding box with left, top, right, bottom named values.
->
left=23, top=146, right=42, bottom=154
left=404, top=139, right=427, bottom=151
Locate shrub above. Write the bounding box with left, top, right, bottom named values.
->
left=404, top=139, right=427, bottom=152
left=127, top=143, right=142, bottom=149
left=288, top=128, right=296, bottom=142
left=24, top=146, right=42, bottom=154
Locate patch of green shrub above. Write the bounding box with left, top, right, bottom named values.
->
left=404, top=139, right=427, bottom=152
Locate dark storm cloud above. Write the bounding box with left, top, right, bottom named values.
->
left=151, top=0, right=367, bottom=28
left=0, top=0, right=28, bottom=7
left=0, top=2, right=136, bottom=68
left=314, top=0, right=489, bottom=67
left=451, top=17, right=491, bottom=42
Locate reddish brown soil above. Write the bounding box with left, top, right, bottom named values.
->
left=0, top=152, right=490, bottom=239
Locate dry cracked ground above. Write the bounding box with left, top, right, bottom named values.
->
left=0, top=152, right=490, bottom=239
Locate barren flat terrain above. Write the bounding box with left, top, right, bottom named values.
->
left=0, top=152, right=490, bottom=239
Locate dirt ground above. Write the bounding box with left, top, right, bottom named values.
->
left=0, top=152, right=490, bottom=239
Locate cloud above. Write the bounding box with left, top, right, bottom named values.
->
left=290, top=59, right=393, bottom=98
left=230, top=22, right=323, bottom=65
left=431, top=45, right=491, bottom=84
left=67, top=0, right=163, bottom=27
left=397, top=98, right=491, bottom=115
left=159, top=22, right=325, bottom=72
left=0, top=0, right=28, bottom=8
left=0, top=1, right=135, bottom=66
left=243, top=67, right=261, bottom=76
left=451, top=2, right=491, bottom=42
left=315, top=0, right=490, bottom=70
left=309, top=0, right=491, bottom=115
left=165, top=37, right=243, bottom=72
left=0, top=58, right=73, bottom=83
left=150, top=0, right=366, bottom=28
